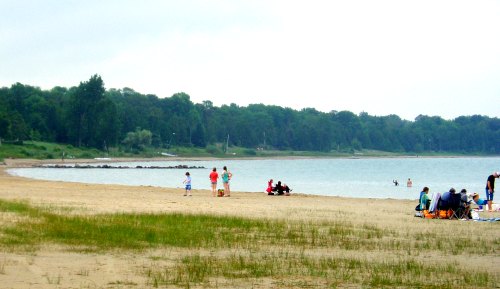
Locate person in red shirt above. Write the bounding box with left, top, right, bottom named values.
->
left=266, top=179, right=274, bottom=195
left=209, top=167, right=219, bottom=197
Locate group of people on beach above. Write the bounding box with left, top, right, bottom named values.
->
left=182, top=166, right=296, bottom=197
left=209, top=166, right=233, bottom=197
left=416, top=171, right=499, bottom=219
left=266, top=179, right=292, bottom=196
left=182, top=166, right=233, bottom=197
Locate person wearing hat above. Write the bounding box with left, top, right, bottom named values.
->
left=472, top=192, right=487, bottom=211
left=485, top=172, right=500, bottom=212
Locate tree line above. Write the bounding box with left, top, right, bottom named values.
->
left=0, top=75, right=499, bottom=154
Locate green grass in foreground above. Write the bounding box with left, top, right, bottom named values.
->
left=145, top=253, right=491, bottom=288
left=0, top=199, right=497, bottom=288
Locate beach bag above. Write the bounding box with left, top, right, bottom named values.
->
left=217, top=189, right=224, bottom=197
left=423, top=210, right=435, bottom=219
left=471, top=210, right=479, bottom=220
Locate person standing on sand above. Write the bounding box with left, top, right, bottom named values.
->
left=209, top=167, right=219, bottom=197
left=485, top=171, right=500, bottom=212
left=183, top=172, right=192, bottom=196
left=221, top=166, right=233, bottom=197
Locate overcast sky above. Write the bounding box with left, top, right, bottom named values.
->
left=1, top=0, right=499, bottom=120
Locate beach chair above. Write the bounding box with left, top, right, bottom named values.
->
left=448, top=192, right=467, bottom=219
left=423, top=192, right=440, bottom=219
left=437, top=191, right=456, bottom=219
left=428, top=192, right=439, bottom=213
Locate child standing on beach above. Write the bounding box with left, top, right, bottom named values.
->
left=209, top=168, right=218, bottom=197
left=221, top=166, right=233, bottom=197
left=183, top=172, right=192, bottom=196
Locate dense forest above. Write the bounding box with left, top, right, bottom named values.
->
left=0, top=75, right=499, bottom=154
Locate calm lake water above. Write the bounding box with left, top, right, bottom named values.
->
left=8, top=157, right=500, bottom=200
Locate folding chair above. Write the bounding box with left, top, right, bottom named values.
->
left=423, top=192, right=440, bottom=219
left=448, top=193, right=467, bottom=219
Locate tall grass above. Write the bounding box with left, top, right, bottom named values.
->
left=0, top=199, right=498, bottom=288
left=145, top=253, right=492, bottom=288
left=3, top=207, right=482, bottom=254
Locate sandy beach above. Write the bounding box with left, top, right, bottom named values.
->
left=0, top=158, right=498, bottom=288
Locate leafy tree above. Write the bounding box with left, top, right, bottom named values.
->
left=122, top=129, right=152, bottom=151
left=8, top=112, right=28, bottom=140
left=67, top=74, right=105, bottom=147
left=0, top=113, right=10, bottom=141
left=1, top=76, right=499, bottom=154
left=94, top=98, right=119, bottom=148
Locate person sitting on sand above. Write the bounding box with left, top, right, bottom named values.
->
left=266, top=179, right=274, bottom=195
left=472, top=192, right=488, bottom=211
left=438, top=188, right=455, bottom=210
left=283, top=183, right=292, bottom=196
left=419, top=187, right=431, bottom=211
left=459, top=189, right=472, bottom=218
left=274, top=181, right=292, bottom=196
left=273, top=181, right=283, bottom=195
left=418, top=187, right=430, bottom=211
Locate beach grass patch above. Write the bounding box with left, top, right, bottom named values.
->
left=0, top=199, right=497, bottom=255
left=0, top=200, right=36, bottom=215
left=144, top=252, right=495, bottom=288
left=0, top=200, right=287, bottom=251
left=0, top=199, right=498, bottom=287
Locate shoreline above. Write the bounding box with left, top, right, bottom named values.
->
left=3, top=153, right=498, bottom=167
left=0, top=158, right=499, bottom=288
left=2, top=157, right=498, bottom=210
left=3, top=158, right=417, bottom=202
left=0, top=158, right=418, bottom=216
left=3, top=157, right=499, bottom=202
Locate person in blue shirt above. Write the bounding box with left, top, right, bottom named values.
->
left=419, top=187, right=431, bottom=211
left=221, top=166, right=233, bottom=197
left=415, top=186, right=430, bottom=212
left=472, top=192, right=487, bottom=210
left=419, top=187, right=429, bottom=202
left=438, top=188, right=455, bottom=210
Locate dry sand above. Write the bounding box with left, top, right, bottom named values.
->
left=0, top=158, right=498, bottom=288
